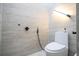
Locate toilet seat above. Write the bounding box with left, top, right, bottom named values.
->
left=45, top=42, right=66, bottom=53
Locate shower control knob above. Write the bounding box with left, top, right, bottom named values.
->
left=25, top=27, right=29, bottom=31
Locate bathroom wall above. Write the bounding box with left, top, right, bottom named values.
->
left=0, top=3, right=2, bottom=55
left=1, top=3, right=76, bottom=56
left=76, top=3, right=79, bottom=56
left=2, top=3, right=49, bottom=56
left=48, top=3, right=76, bottom=55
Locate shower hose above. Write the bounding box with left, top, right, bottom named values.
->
left=36, top=27, right=45, bottom=50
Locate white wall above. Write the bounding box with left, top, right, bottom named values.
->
left=1, top=3, right=76, bottom=56
left=2, top=3, right=49, bottom=56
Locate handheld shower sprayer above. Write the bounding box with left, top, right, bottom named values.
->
left=37, top=27, right=39, bottom=34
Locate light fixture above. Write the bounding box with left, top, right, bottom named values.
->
left=53, top=10, right=71, bottom=18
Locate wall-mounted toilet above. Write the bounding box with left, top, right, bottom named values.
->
left=45, top=31, right=68, bottom=56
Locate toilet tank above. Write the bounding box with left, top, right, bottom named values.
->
left=55, top=31, right=68, bottom=48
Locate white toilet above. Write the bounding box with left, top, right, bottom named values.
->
left=45, top=31, right=68, bottom=56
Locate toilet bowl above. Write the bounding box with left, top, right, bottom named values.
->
left=45, top=42, right=68, bottom=56
left=45, top=31, right=68, bottom=56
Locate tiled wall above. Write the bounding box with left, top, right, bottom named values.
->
left=2, top=4, right=48, bottom=56
left=48, top=4, right=76, bottom=55
left=1, top=3, right=76, bottom=56
left=0, top=3, right=2, bottom=55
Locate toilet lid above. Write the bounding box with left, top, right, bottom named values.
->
left=45, top=42, right=66, bottom=53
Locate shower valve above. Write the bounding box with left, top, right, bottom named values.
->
left=25, top=27, right=29, bottom=31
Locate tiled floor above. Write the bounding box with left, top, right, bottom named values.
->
left=29, top=50, right=46, bottom=56
left=29, top=50, right=77, bottom=56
